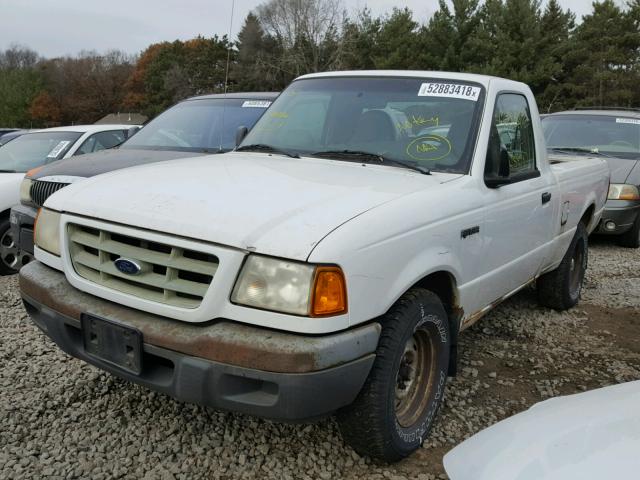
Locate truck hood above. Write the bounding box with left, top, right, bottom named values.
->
left=605, top=156, right=639, bottom=184
left=31, top=147, right=209, bottom=179
left=624, top=160, right=640, bottom=185
left=444, top=380, right=640, bottom=480
left=46, top=152, right=453, bottom=260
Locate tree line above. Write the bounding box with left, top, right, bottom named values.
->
left=1, top=0, right=639, bottom=128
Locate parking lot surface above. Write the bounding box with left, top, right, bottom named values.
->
left=1, top=239, right=639, bottom=480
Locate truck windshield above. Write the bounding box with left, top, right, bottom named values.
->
left=0, top=131, right=82, bottom=172
left=543, top=114, right=640, bottom=159
left=241, top=77, right=485, bottom=174
left=122, top=98, right=273, bottom=153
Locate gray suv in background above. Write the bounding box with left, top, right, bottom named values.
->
left=542, top=109, right=640, bottom=247
left=10, top=92, right=279, bottom=271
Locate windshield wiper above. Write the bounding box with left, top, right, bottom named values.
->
left=236, top=144, right=300, bottom=158
left=550, top=147, right=614, bottom=158
left=310, top=150, right=431, bottom=175
left=0, top=169, right=17, bottom=173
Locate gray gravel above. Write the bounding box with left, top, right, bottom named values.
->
left=1, top=239, right=639, bottom=479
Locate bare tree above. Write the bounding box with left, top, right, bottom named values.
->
left=257, top=0, right=345, bottom=75
left=0, top=44, right=39, bottom=70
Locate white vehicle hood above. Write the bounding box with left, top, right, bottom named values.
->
left=46, top=152, right=453, bottom=260
left=444, top=380, right=640, bottom=480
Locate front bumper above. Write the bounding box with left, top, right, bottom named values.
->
left=20, top=262, right=380, bottom=421
left=10, top=203, right=38, bottom=255
left=596, top=200, right=640, bottom=235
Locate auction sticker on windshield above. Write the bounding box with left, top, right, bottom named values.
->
left=47, top=141, right=71, bottom=158
left=242, top=100, right=272, bottom=108
left=418, top=83, right=481, bottom=101
left=616, top=118, right=640, bottom=125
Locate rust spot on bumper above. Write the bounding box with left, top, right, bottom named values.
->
left=20, top=262, right=380, bottom=374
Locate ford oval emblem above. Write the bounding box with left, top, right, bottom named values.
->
left=114, top=258, right=142, bottom=275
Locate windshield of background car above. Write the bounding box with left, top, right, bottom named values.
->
left=122, top=98, right=273, bottom=153
left=241, top=77, right=485, bottom=174
left=0, top=131, right=82, bottom=172
left=543, top=114, right=640, bottom=159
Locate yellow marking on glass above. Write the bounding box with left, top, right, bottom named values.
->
left=397, top=116, right=440, bottom=133
left=406, top=134, right=452, bottom=161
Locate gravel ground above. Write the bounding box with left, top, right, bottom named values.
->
left=1, top=239, right=639, bottom=479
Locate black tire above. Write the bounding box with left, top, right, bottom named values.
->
left=537, top=222, right=588, bottom=310
left=617, top=215, right=640, bottom=248
left=337, top=288, right=450, bottom=462
left=0, top=218, right=19, bottom=275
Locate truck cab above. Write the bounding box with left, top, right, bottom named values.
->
left=20, top=71, right=609, bottom=462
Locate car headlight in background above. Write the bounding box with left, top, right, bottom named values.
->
left=19, top=178, right=33, bottom=205
left=231, top=255, right=347, bottom=317
left=608, top=184, right=640, bottom=200
left=34, top=208, right=61, bottom=256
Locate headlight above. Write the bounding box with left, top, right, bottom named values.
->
left=608, top=184, right=640, bottom=200
left=19, top=178, right=33, bottom=205
left=231, top=255, right=347, bottom=317
left=34, top=208, right=61, bottom=256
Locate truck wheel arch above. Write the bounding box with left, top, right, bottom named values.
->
left=403, top=270, right=461, bottom=376
left=580, top=204, right=595, bottom=231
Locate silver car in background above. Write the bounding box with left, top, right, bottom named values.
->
left=543, top=109, right=640, bottom=247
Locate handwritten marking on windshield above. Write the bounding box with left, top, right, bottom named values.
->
left=406, top=135, right=452, bottom=161
left=397, top=116, right=440, bottom=134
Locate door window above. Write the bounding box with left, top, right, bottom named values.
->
left=485, top=94, right=538, bottom=181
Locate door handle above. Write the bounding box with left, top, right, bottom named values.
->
left=542, top=192, right=552, bottom=204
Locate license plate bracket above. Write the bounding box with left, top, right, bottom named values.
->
left=81, top=314, right=143, bottom=375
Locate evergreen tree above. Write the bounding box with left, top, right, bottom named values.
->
left=370, top=8, right=422, bottom=69
left=233, top=13, right=276, bottom=91
left=338, top=9, right=381, bottom=70
left=422, top=0, right=481, bottom=71
left=535, top=0, right=576, bottom=112
left=568, top=0, right=640, bottom=107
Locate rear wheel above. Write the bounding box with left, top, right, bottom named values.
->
left=337, top=288, right=450, bottom=462
left=617, top=215, right=640, bottom=248
left=537, top=222, right=588, bottom=310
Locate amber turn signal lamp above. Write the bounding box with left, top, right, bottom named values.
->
left=311, top=266, right=347, bottom=317
left=26, top=166, right=43, bottom=178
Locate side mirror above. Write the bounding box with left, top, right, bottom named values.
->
left=485, top=148, right=511, bottom=188
left=498, top=148, right=510, bottom=177
left=235, top=126, right=249, bottom=147
left=126, top=126, right=141, bottom=139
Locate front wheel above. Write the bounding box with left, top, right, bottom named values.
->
left=537, top=222, right=588, bottom=310
left=337, top=288, right=450, bottom=462
left=0, top=218, right=21, bottom=275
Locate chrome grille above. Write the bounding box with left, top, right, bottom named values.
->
left=31, top=180, right=70, bottom=208
left=67, top=224, right=218, bottom=309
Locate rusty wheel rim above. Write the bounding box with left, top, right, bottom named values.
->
left=395, top=328, right=437, bottom=428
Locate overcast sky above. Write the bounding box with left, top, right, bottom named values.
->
left=0, top=0, right=610, bottom=58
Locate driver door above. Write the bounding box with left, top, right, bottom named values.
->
left=477, top=93, right=556, bottom=304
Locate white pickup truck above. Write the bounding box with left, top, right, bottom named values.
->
left=20, top=71, right=609, bottom=462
